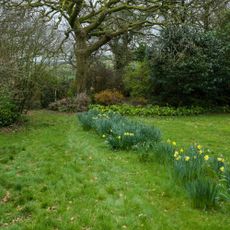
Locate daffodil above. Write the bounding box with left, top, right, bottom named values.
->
left=175, top=156, right=181, bottom=161
left=185, top=156, right=190, bottom=161
left=172, top=141, right=176, bottom=146
left=204, top=155, right=209, bottom=161
left=102, top=134, right=106, bottom=138
left=220, top=166, right=225, bottom=172
left=174, top=151, right=179, bottom=158
left=180, top=148, right=184, bottom=153
left=198, top=150, right=203, bottom=154
left=197, top=144, right=202, bottom=150
left=217, top=157, right=224, bottom=163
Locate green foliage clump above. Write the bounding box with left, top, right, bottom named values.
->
left=91, top=104, right=206, bottom=116
left=186, top=178, right=219, bottom=209
left=123, top=61, right=151, bottom=98
left=151, top=142, right=174, bottom=163
left=107, top=120, right=161, bottom=150
left=77, top=110, right=99, bottom=130
left=173, top=145, right=209, bottom=184
left=148, top=25, right=230, bottom=106
left=0, top=91, right=20, bottom=127
left=77, top=109, right=161, bottom=150
left=169, top=141, right=230, bottom=209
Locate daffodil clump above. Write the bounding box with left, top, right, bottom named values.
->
left=78, top=109, right=161, bottom=150
left=107, top=120, right=161, bottom=150
left=166, top=140, right=229, bottom=209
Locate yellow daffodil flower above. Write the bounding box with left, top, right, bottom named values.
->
left=220, top=166, right=225, bottom=172
left=198, top=150, right=203, bottom=154
left=175, top=156, right=181, bottom=161
left=172, top=141, right=177, bottom=146
left=174, top=151, right=179, bottom=158
left=185, top=156, right=190, bottom=161
left=180, top=148, right=184, bottom=153
left=204, top=155, right=209, bottom=161
left=217, top=157, right=225, bottom=163
left=197, top=144, right=202, bottom=150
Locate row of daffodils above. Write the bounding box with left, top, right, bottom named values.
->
left=78, top=110, right=230, bottom=210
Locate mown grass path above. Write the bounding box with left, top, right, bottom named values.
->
left=0, top=111, right=229, bottom=229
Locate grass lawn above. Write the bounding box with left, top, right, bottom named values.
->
left=0, top=111, right=229, bottom=229
left=137, top=114, right=230, bottom=161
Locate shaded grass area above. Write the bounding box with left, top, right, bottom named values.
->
left=0, top=111, right=229, bottom=229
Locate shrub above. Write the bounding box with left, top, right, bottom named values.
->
left=148, top=25, right=230, bottom=106
left=48, top=94, right=90, bottom=112
left=0, top=91, right=20, bottom=127
left=123, top=60, right=151, bottom=98
left=129, top=97, right=148, bottom=106
left=89, top=61, right=118, bottom=93
left=90, top=104, right=207, bottom=116
left=48, top=98, right=75, bottom=112
left=94, top=90, right=124, bottom=105
left=186, top=178, right=219, bottom=210
left=75, top=93, right=90, bottom=112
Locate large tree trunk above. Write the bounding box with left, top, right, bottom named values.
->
left=75, top=33, right=91, bottom=94
left=75, top=51, right=90, bottom=93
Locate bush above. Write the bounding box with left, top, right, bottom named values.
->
left=186, top=178, right=219, bottom=210
left=148, top=25, right=230, bottom=106
left=91, top=104, right=207, bottom=116
left=94, top=90, right=124, bottom=105
left=89, top=61, right=118, bottom=93
left=75, top=93, right=90, bottom=112
left=129, top=97, right=148, bottom=106
left=123, top=61, right=151, bottom=98
left=0, top=92, right=20, bottom=127
left=48, top=98, right=75, bottom=112
left=48, top=94, right=90, bottom=112
left=91, top=104, right=230, bottom=116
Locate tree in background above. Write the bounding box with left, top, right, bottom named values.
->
left=148, top=25, right=230, bottom=106
left=0, top=5, right=72, bottom=126
left=4, top=0, right=169, bottom=93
